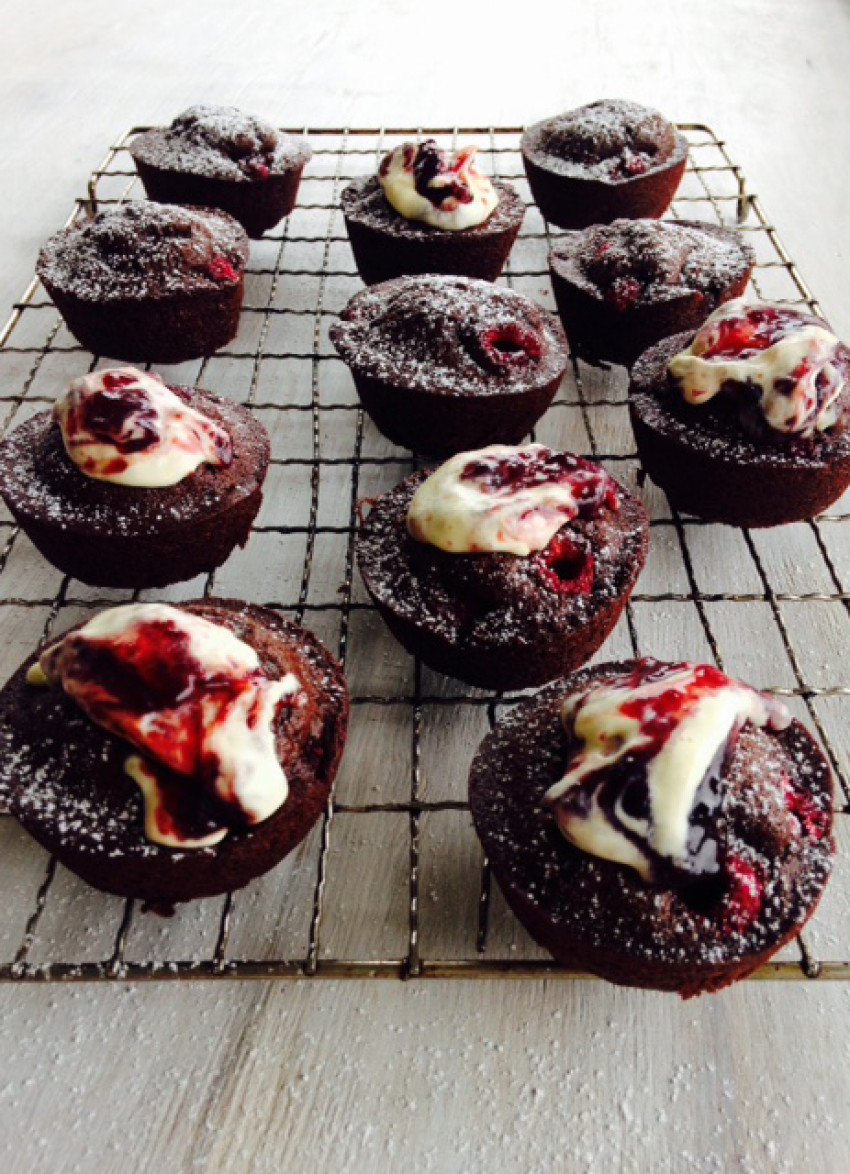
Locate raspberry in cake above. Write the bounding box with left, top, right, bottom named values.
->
left=549, top=218, right=754, bottom=367
left=521, top=99, right=688, bottom=229
left=0, top=366, right=269, bottom=587
left=330, top=275, right=569, bottom=455
left=130, top=105, right=311, bottom=238
left=357, top=443, right=648, bottom=690
left=37, top=202, right=249, bottom=363
left=0, top=599, right=349, bottom=911
left=469, top=658, right=835, bottom=996
left=629, top=299, right=850, bottom=525
left=341, top=139, right=525, bottom=285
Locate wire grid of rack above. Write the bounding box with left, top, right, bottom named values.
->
left=0, top=124, right=848, bottom=984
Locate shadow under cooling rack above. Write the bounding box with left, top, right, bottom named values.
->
left=0, top=125, right=848, bottom=984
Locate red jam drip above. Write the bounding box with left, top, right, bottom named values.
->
left=55, top=618, right=291, bottom=839
left=65, top=375, right=233, bottom=472
left=532, top=534, right=593, bottom=594
left=73, top=373, right=161, bottom=455
left=559, top=660, right=745, bottom=892
left=616, top=661, right=729, bottom=754
left=459, top=448, right=619, bottom=519
left=380, top=140, right=476, bottom=208
left=697, top=306, right=808, bottom=362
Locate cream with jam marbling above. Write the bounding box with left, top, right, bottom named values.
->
left=28, top=604, right=302, bottom=849
left=378, top=140, right=498, bottom=231
left=53, top=367, right=233, bottom=487
left=406, top=443, right=619, bottom=555
left=668, top=299, right=846, bottom=436
left=544, top=659, right=791, bottom=884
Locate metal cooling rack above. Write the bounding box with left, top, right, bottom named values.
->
left=0, top=125, right=847, bottom=984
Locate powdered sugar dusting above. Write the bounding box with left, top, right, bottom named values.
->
left=130, top=105, right=310, bottom=181
left=631, top=331, right=850, bottom=469
left=523, top=99, right=686, bottom=181
left=553, top=219, right=754, bottom=308
left=331, top=274, right=567, bottom=395
left=469, top=663, right=835, bottom=989
left=357, top=466, right=646, bottom=652
left=341, top=176, right=524, bottom=239
left=0, top=387, right=266, bottom=537
left=37, top=202, right=249, bottom=302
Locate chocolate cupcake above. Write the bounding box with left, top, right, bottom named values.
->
left=330, top=275, right=569, bottom=456
left=0, top=599, right=349, bottom=911
left=357, top=444, right=648, bottom=690
left=0, top=366, right=269, bottom=587
left=629, top=299, right=850, bottom=526
left=341, top=139, right=525, bottom=285
left=521, top=100, right=688, bottom=230
left=130, top=105, right=311, bottom=239
left=549, top=219, right=754, bottom=368
left=37, top=202, right=249, bottom=363
left=469, top=659, right=835, bottom=996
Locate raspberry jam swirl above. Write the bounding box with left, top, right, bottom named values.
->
left=406, top=444, right=619, bottom=556
left=53, top=367, right=233, bottom=487
left=377, top=139, right=498, bottom=231
left=544, top=660, right=791, bottom=886
left=668, top=299, right=846, bottom=437
left=28, top=604, right=302, bottom=849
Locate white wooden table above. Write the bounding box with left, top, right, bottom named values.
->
left=1, top=2, right=849, bottom=1171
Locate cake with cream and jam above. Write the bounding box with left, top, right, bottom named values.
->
left=340, top=139, right=525, bottom=285
left=0, top=365, right=269, bottom=587
left=0, top=599, right=348, bottom=910
left=469, top=658, right=835, bottom=996
left=37, top=201, right=249, bottom=363
left=629, top=298, right=850, bottom=526
left=521, top=99, right=688, bottom=229
left=357, top=443, right=648, bottom=690
left=330, top=274, right=569, bottom=456
left=130, top=105, right=312, bottom=238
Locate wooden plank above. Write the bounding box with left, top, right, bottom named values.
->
left=318, top=812, right=410, bottom=961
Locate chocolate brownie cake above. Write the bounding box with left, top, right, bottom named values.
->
left=629, top=299, right=850, bottom=526
left=130, top=105, right=312, bottom=238
left=37, top=202, right=249, bottom=363
left=0, top=366, right=269, bottom=587
left=521, top=100, right=688, bottom=229
left=469, top=658, right=835, bottom=996
left=357, top=444, right=648, bottom=690
left=330, top=275, right=569, bottom=455
left=341, top=140, right=525, bottom=285
left=549, top=219, right=754, bottom=368
left=0, top=599, right=349, bottom=911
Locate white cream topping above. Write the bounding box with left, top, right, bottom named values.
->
left=125, top=757, right=228, bottom=850
left=668, top=299, right=845, bottom=436
left=378, top=142, right=498, bottom=231
left=32, top=603, right=301, bottom=850
left=407, top=444, right=605, bottom=555
left=544, top=664, right=791, bottom=880
left=53, top=367, right=232, bottom=487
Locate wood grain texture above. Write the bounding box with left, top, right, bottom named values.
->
left=1, top=1, right=850, bottom=1171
